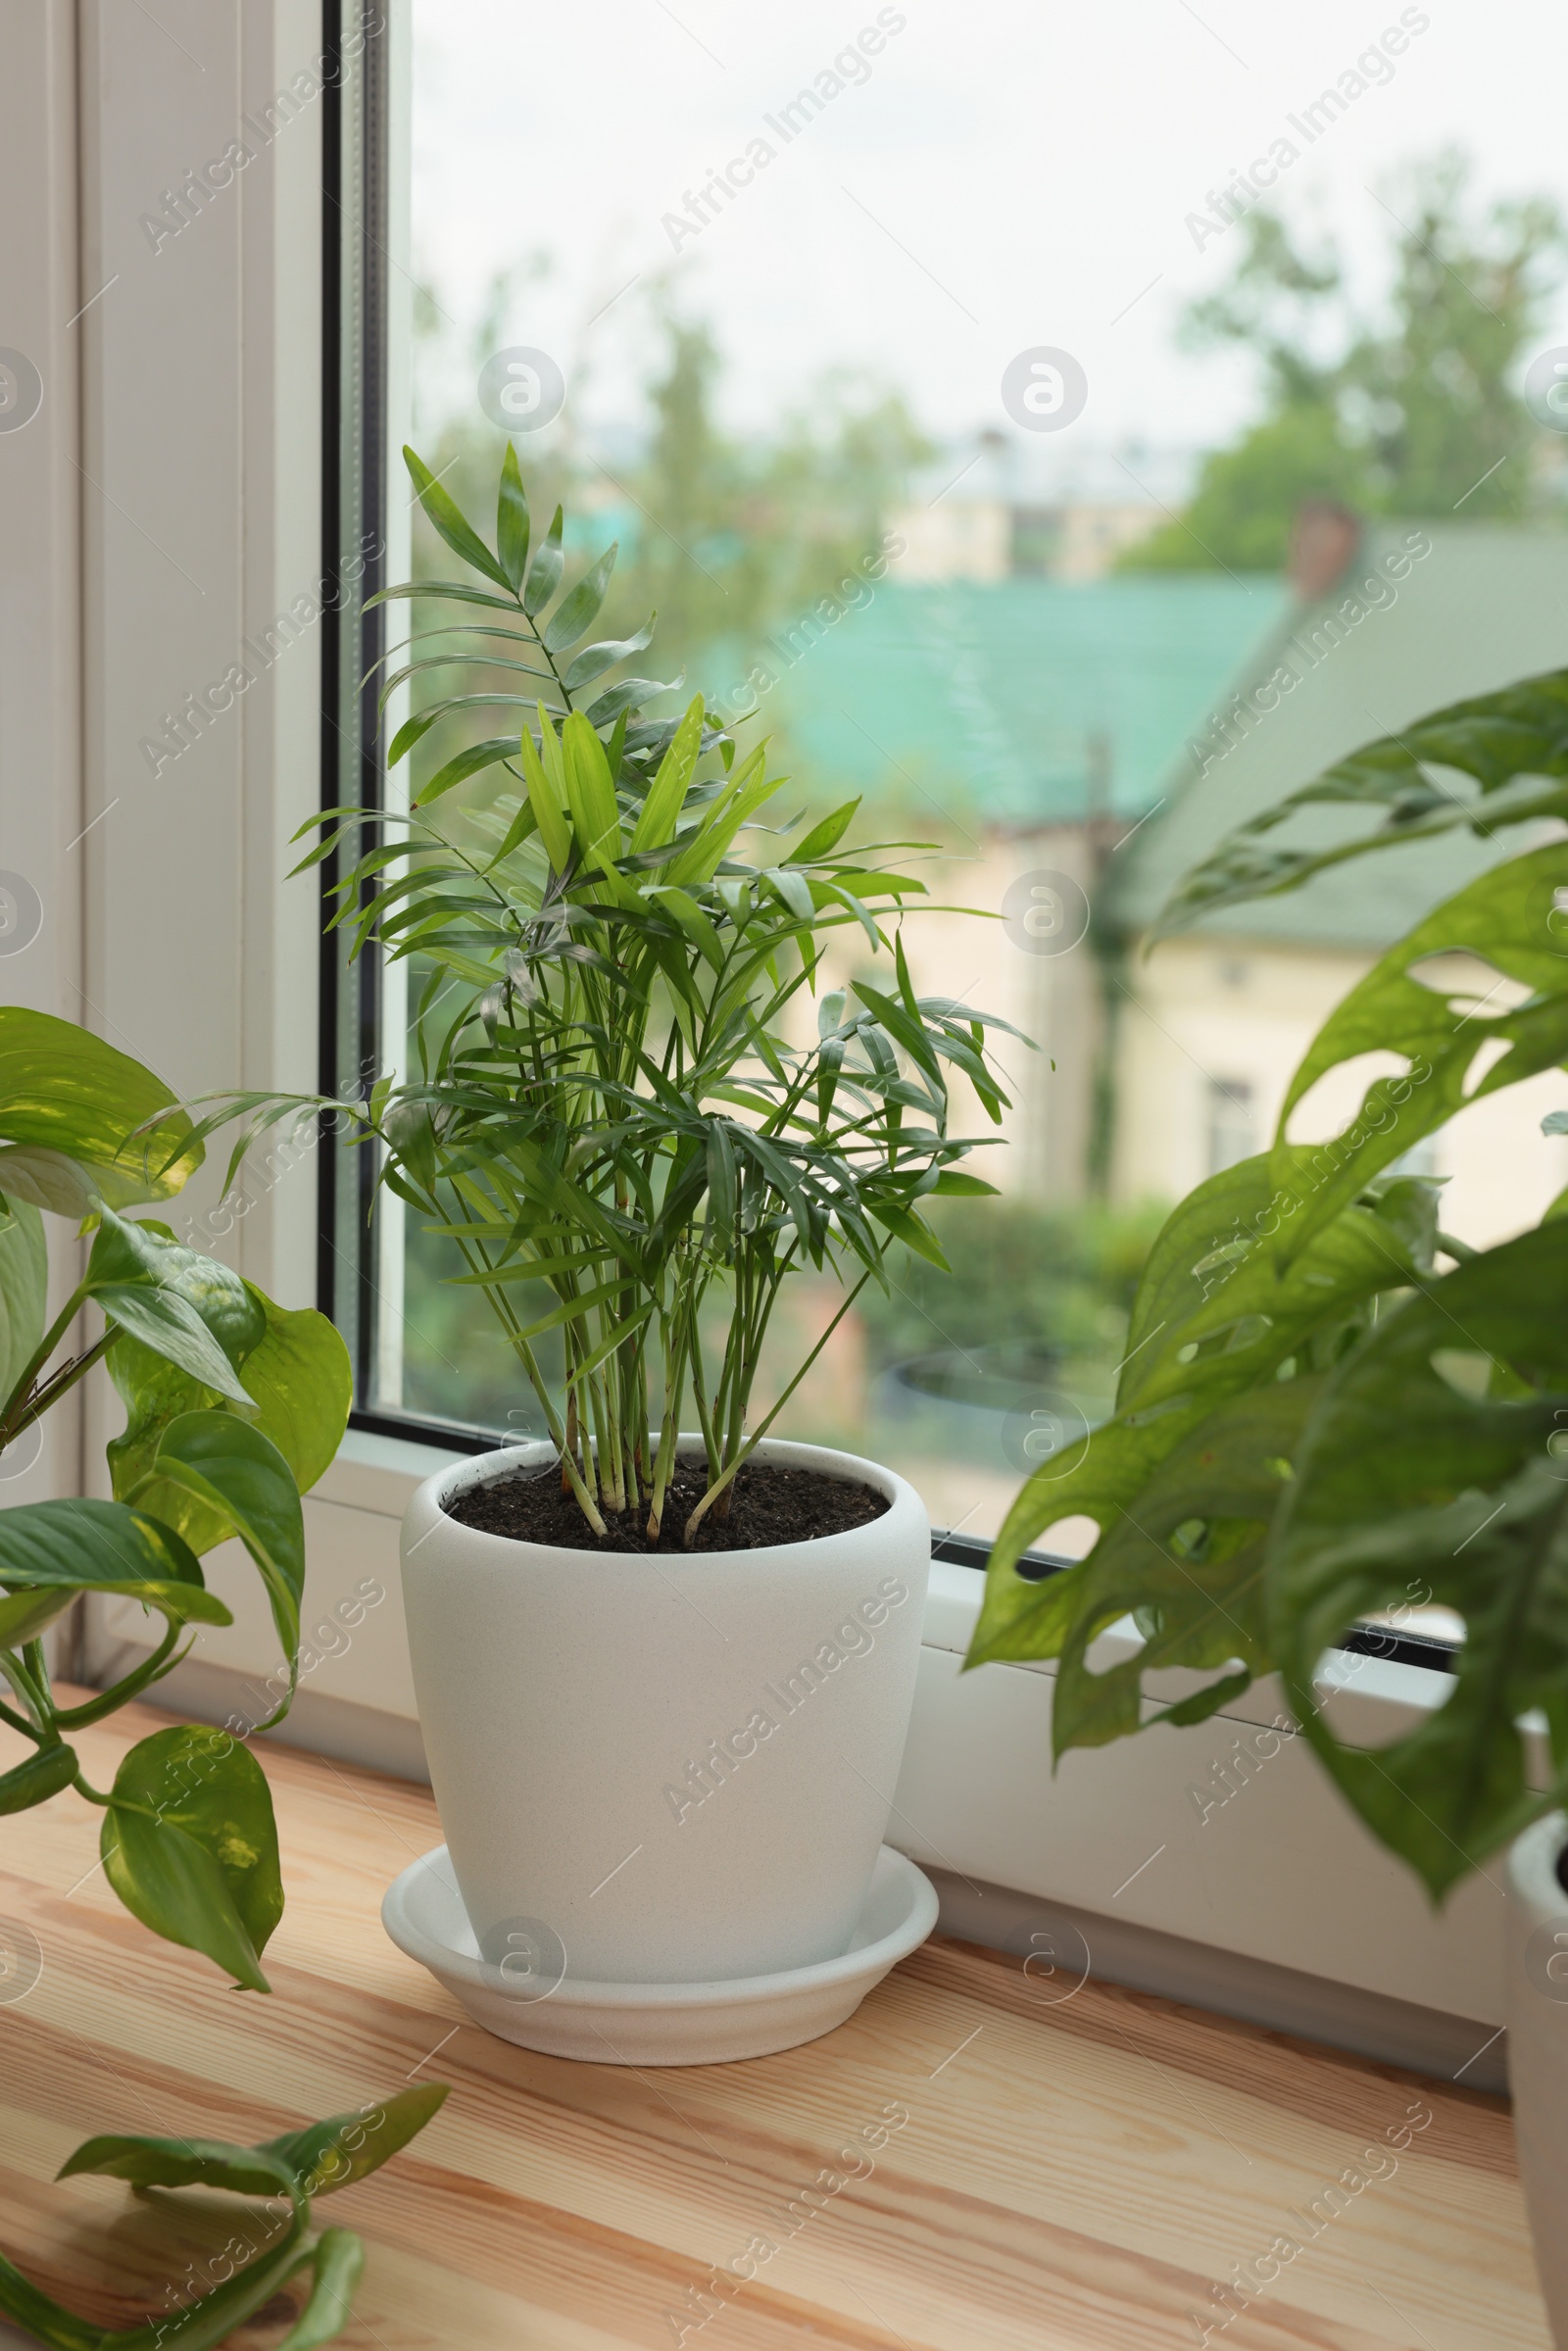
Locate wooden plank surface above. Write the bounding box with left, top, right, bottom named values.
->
left=0, top=1695, right=1548, bottom=2351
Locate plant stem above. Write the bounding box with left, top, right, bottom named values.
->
left=682, top=1272, right=870, bottom=1547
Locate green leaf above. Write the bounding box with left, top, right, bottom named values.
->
left=0, top=1741, right=79, bottom=1815
left=402, top=446, right=513, bottom=592
left=263, top=2083, right=451, bottom=2198
left=968, top=1160, right=1437, bottom=1669
left=792, top=799, right=860, bottom=862
left=516, top=710, right=572, bottom=869
left=59, top=2131, right=296, bottom=2200
left=0, top=1497, right=231, bottom=1632
left=584, top=675, right=676, bottom=729
left=1267, top=840, right=1568, bottom=1263
left=629, top=696, right=705, bottom=855
left=563, top=615, right=655, bottom=694
left=414, top=735, right=521, bottom=808
left=0, top=1147, right=104, bottom=1220
left=706, top=1123, right=737, bottom=1244
left=1272, top=1216, right=1568, bottom=1899
left=108, top=1287, right=349, bottom=1567
left=135, top=1413, right=306, bottom=1713
left=103, top=1725, right=282, bottom=1991
left=561, top=710, right=623, bottom=871
left=38, top=2124, right=316, bottom=2351
left=0, top=1200, right=46, bottom=1417
left=215, top=1294, right=350, bottom=1498
left=0, top=1007, right=202, bottom=1203
left=1047, top=1377, right=1323, bottom=1755
left=88, top=1208, right=264, bottom=1399
left=522, top=504, right=564, bottom=615
left=276, top=2229, right=367, bottom=2351
left=496, top=442, right=530, bottom=590
left=764, top=867, right=816, bottom=924
left=94, top=1282, right=256, bottom=1405
left=1155, top=662, right=1568, bottom=936
left=542, top=542, right=616, bottom=655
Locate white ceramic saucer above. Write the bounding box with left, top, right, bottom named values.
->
left=381, top=1841, right=938, bottom=2065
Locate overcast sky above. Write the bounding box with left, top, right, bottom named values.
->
left=410, top=0, right=1568, bottom=455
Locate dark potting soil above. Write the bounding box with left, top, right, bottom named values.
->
left=445, top=1458, right=890, bottom=1553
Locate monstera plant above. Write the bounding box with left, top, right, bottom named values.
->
left=970, top=664, right=1568, bottom=1897
left=0, top=1007, right=441, bottom=2348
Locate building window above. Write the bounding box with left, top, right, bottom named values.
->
left=1207, top=1079, right=1255, bottom=1175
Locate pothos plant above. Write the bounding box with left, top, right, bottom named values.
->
left=203, top=446, right=1017, bottom=1543
left=969, top=664, right=1568, bottom=1899
left=0, top=1008, right=441, bottom=2347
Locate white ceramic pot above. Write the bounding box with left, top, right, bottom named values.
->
left=1506, top=1810, right=1568, bottom=2346
left=400, top=1436, right=929, bottom=1986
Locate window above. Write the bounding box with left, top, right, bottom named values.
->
left=31, top=0, right=1549, bottom=2062
left=318, top=0, right=1568, bottom=1548
left=1206, top=1077, right=1254, bottom=1176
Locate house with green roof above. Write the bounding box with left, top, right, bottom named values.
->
left=767, top=572, right=1288, bottom=831
left=756, top=521, right=1568, bottom=1236
left=747, top=568, right=1284, bottom=1201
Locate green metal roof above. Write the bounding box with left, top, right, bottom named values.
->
left=1111, top=524, right=1568, bottom=952
left=762, top=574, right=1288, bottom=832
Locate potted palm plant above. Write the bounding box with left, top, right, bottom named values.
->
left=968, top=667, right=1568, bottom=2341
left=211, top=447, right=1012, bottom=2054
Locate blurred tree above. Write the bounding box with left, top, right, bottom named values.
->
left=857, top=1197, right=1166, bottom=1373
left=1125, top=154, right=1566, bottom=571
left=615, top=301, right=931, bottom=691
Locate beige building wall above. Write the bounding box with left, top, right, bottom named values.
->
left=889, top=496, right=1010, bottom=584
left=1111, top=933, right=1568, bottom=1247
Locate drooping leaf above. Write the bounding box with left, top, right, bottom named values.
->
left=0, top=1741, right=79, bottom=1815
left=103, top=1725, right=283, bottom=1991
left=263, top=2083, right=450, bottom=2198
left=0, top=1148, right=103, bottom=1220
left=108, top=1292, right=349, bottom=1559
left=0, top=1200, right=47, bottom=1419
left=94, top=1283, right=255, bottom=1405
left=59, top=2132, right=297, bottom=2200
left=129, top=1413, right=306, bottom=1709
left=0, top=1007, right=202, bottom=1202
left=87, top=1209, right=263, bottom=1403
left=0, top=1497, right=230, bottom=1634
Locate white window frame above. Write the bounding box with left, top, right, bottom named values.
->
left=5, top=0, right=1508, bottom=2090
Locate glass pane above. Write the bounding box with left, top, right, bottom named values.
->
left=364, top=0, right=1568, bottom=1545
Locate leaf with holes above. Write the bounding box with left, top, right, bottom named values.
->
left=1262, top=839, right=1568, bottom=1264
left=1271, top=1217, right=1568, bottom=1899
left=967, top=1160, right=1439, bottom=1669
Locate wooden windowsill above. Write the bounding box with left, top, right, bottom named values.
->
left=0, top=1696, right=1549, bottom=2349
